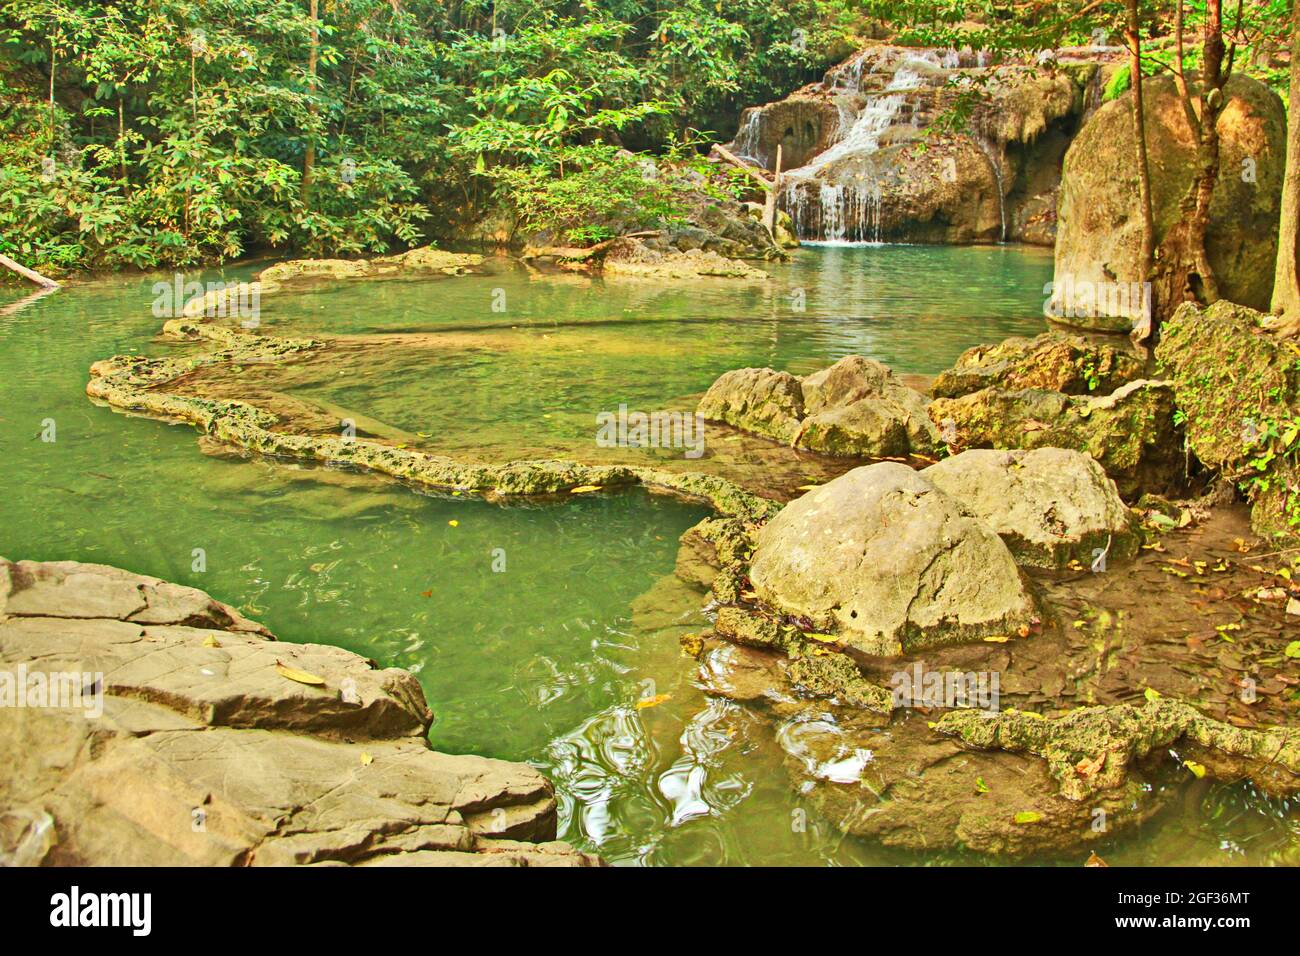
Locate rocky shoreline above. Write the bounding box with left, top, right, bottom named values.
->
left=0, top=557, right=602, bottom=866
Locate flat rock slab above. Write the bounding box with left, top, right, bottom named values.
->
left=0, top=557, right=600, bottom=867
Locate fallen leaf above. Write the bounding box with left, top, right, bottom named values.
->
left=983, top=635, right=1010, bottom=643
left=1075, top=754, right=1105, bottom=777
left=420, top=589, right=432, bottom=599
left=360, top=751, right=373, bottom=766
left=202, top=635, right=221, bottom=648
left=974, top=777, right=990, bottom=794
left=275, top=661, right=325, bottom=686
left=569, top=485, right=602, bottom=494
left=806, top=633, right=838, bottom=643
left=636, top=693, right=671, bottom=710
left=1084, top=851, right=1109, bottom=867
left=1143, top=687, right=1162, bottom=703
left=1183, top=760, right=1207, bottom=779
left=1014, top=811, right=1043, bottom=824
left=1285, top=641, right=1300, bottom=659
left=448, top=519, right=459, bottom=527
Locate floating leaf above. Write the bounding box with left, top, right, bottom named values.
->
left=1013, top=811, right=1043, bottom=824
left=569, top=485, right=601, bottom=494
left=806, top=632, right=838, bottom=643
left=1183, top=760, right=1206, bottom=779
left=983, top=635, right=1009, bottom=643
left=1143, top=687, right=1162, bottom=703
left=275, top=661, right=325, bottom=686
left=636, top=693, right=671, bottom=710
left=448, top=519, right=459, bottom=527
left=202, top=635, right=221, bottom=648
left=974, top=777, right=990, bottom=794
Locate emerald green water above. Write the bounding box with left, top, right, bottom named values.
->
left=2, top=245, right=1294, bottom=865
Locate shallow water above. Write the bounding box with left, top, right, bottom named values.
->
left=2, top=244, right=1294, bottom=865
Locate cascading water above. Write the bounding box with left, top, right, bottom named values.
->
left=732, top=110, right=765, bottom=166
left=780, top=63, right=925, bottom=244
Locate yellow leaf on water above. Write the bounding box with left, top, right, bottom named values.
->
left=636, top=693, right=671, bottom=710
left=570, top=485, right=602, bottom=494
left=1143, top=687, right=1162, bottom=703
left=983, top=635, right=1010, bottom=643
left=448, top=519, right=459, bottom=527
left=275, top=661, right=325, bottom=686
left=1014, top=811, right=1043, bottom=824
left=806, top=633, right=837, bottom=643
left=796, top=484, right=821, bottom=491
left=202, top=635, right=222, bottom=648
left=1183, top=760, right=1206, bottom=779
left=360, top=751, right=374, bottom=766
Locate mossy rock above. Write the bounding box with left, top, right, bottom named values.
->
left=928, top=379, right=1184, bottom=499
left=1156, top=300, right=1300, bottom=544
left=930, top=332, right=1144, bottom=399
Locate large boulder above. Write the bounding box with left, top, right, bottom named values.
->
left=795, top=356, right=942, bottom=456
left=747, top=463, right=1037, bottom=656
left=1051, top=73, right=1286, bottom=330
left=930, top=332, right=1144, bottom=399
left=928, top=379, right=1183, bottom=498
left=697, top=367, right=805, bottom=443
left=697, top=355, right=940, bottom=457
left=0, top=558, right=600, bottom=867
left=1156, top=300, right=1300, bottom=544
left=923, top=448, right=1138, bottom=568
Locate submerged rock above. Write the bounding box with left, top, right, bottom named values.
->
left=259, top=246, right=483, bottom=284
left=923, top=448, right=1138, bottom=569
left=0, top=558, right=601, bottom=867
left=697, top=355, right=940, bottom=457
left=182, top=247, right=483, bottom=317
left=747, top=462, right=1037, bottom=655
left=930, top=332, right=1144, bottom=399
left=1156, top=300, right=1300, bottom=545
left=1053, top=73, right=1285, bottom=328
left=928, top=379, right=1183, bottom=498
left=601, top=238, right=770, bottom=280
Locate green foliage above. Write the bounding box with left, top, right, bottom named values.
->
left=1103, top=65, right=1130, bottom=102
left=0, top=0, right=861, bottom=275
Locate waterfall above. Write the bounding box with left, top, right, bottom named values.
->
left=732, top=109, right=765, bottom=166
left=974, top=137, right=1007, bottom=242
left=780, top=65, right=923, bottom=243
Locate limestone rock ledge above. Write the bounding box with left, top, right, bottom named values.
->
left=0, top=557, right=601, bottom=867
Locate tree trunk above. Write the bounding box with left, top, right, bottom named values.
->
left=302, top=0, right=319, bottom=202
left=1151, top=0, right=1226, bottom=321
left=1268, top=0, right=1300, bottom=335
left=0, top=254, right=60, bottom=289
left=1125, top=0, right=1156, bottom=341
